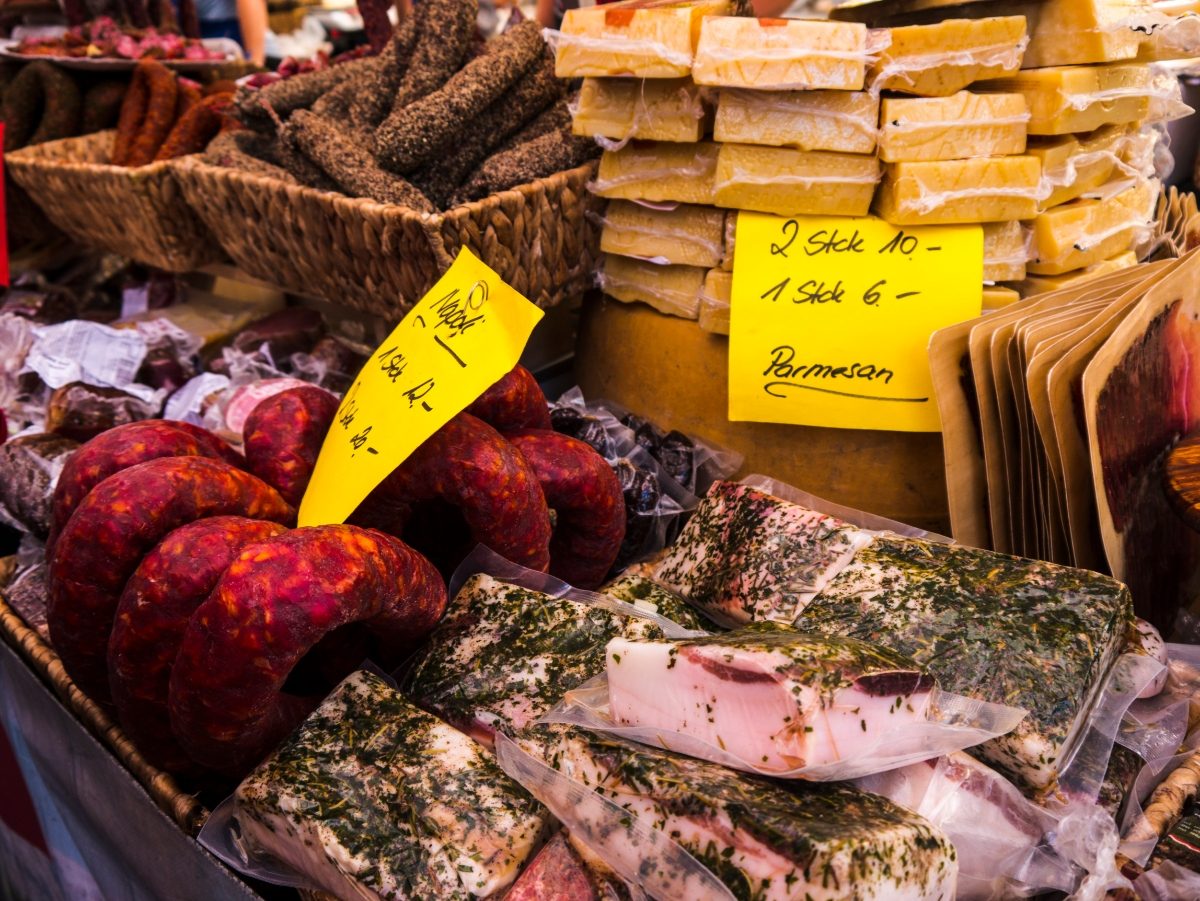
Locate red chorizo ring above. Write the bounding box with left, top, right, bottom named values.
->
left=111, top=62, right=150, bottom=165
left=506, top=430, right=626, bottom=588
left=465, top=364, right=551, bottom=432
left=242, top=386, right=338, bottom=507
left=168, top=525, right=447, bottom=772
left=125, top=61, right=179, bottom=167
left=48, top=419, right=242, bottom=553
left=154, top=91, right=233, bottom=161
left=48, top=457, right=294, bottom=704
left=108, top=516, right=288, bottom=772
left=363, top=412, right=553, bottom=571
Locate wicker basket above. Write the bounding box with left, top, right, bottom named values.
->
left=6, top=130, right=221, bottom=272
left=173, top=155, right=603, bottom=319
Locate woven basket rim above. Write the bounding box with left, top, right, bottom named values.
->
left=5, top=129, right=184, bottom=178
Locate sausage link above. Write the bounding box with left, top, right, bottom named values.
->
left=125, top=60, right=179, bottom=167
left=465, top=364, right=551, bottom=432
left=242, top=385, right=339, bottom=507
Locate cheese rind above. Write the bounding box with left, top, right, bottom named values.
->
left=1026, top=179, right=1153, bottom=274
left=1014, top=249, right=1138, bottom=294
left=714, top=88, right=879, bottom=154
left=976, top=64, right=1153, bottom=135
left=983, top=220, right=1030, bottom=282
left=572, top=78, right=708, bottom=143
left=876, top=156, right=1042, bottom=225
left=699, top=268, right=732, bottom=335
left=594, top=140, right=719, bottom=204
left=600, top=254, right=706, bottom=319
left=599, top=200, right=727, bottom=267
left=878, top=91, right=1029, bottom=162
left=870, top=17, right=1028, bottom=96
left=554, top=0, right=729, bottom=78
left=692, top=17, right=869, bottom=90
left=714, top=143, right=880, bottom=217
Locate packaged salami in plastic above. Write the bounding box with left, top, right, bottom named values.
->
left=200, top=669, right=550, bottom=900
left=0, top=433, right=78, bottom=538
left=495, top=725, right=960, bottom=901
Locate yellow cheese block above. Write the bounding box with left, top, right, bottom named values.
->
left=1026, top=179, right=1154, bottom=274
left=875, top=156, right=1042, bottom=224
left=713, top=143, right=880, bottom=217
left=692, top=17, right=869, bottom=90
left=713, top=88, right=879, bottom=154
left=594, top=140, right=719, bottom=204
left=976, top=64, right=1152, bottom=135
left=982, top=285, right=1022, bottom=309
left=1138, top=9, right=1200, bottom=60
left=1027, top=125, right=1127, bottom=209
left=878, top=91, right=1028, bottom=162
left=600, top=253, right=706, bottom=319
left=555, top=0, right=729, bottom=78
left=870, top=17, right=1028, bottom=96
left=572, top=78, right=709, bottom=143
left=698, top=268, right=732, bottom=334
left=599, top=200, right=727, bottom=267
left=983, top=220, right=1030, bottom=281
left=1014, top=249, right=1138, bottom=294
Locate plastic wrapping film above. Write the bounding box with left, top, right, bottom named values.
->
left=543, top=29, right=695, bottom=78
left=1027, top=178, right=1158, bottom=275
left=983, top=220, right=1034, bottom=283
left=1136, top=861, right=1200, bottom=900
left=713, top=144, right=880, bottom=217
left=572, top=78, right=709, bottom=149
left=597, top=255, right=706, bottom=320
left=595, top=200, right=726, bottom=268
left=1031, top=127, right=1157, bottom=209
left=876, top=156, right=1042, bottom=224
left=0, top=433, right=78, bottom=538
left=698, top=269, right=731, bottom=334
left=713, top=87, right=879, bottom=154
left=877, top=92, right=1030, bottom=163
left=869, top=33, right=1029, bottom=97
left=591, top=140, right=719, bottom=204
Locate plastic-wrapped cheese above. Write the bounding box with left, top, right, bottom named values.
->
left=869, top=17, right=1028, bottom=96
left=599, top=201, right=727, bottom=267
left=976, top=64, right=1153, bottom=135
left=572, top=77, right=708, bottom=143
left=698, top=268, right=732, bottom=335
left=1027, top=125, right=1128, bottom=209
left=878, top=91, right=1028, bottom=162
left=1015, top=249, right=1138, bottom=293
left=983, top=285, right=1021, bottom=309
left=593, top=140, right=719, bottom=204
left=692, top=17, right=869, bottom=90
left=713, top=88, right=879, bottom=154
left=553, top=0, right=729, bottom=78
left=983, top=220, right=1030, bottom=282
left=1026, top=178, right=1153, bottom=274
left=714, top=143, right=880, bottom=217
left=599, top=254, right=706, bottom=319
left=876, top=156, right=1042, bottom=225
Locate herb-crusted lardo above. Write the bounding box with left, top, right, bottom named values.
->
left=235, top=671, right=548, bottom=900
left=795, top=534, right=1132, bottom=795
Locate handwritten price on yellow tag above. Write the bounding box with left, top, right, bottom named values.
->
left=298, top=249, right=544, bottom=527
left=729, top=212, right=982, bottom=433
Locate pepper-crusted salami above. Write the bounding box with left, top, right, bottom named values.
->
left=125, top=60, right=179, bottom=166
left=506, top=430, right=625, bottom=588
left=452, top=128, right=599, bottom=204
left=154, top=91, right=233, bottom=160
left=48, top=419, right=242, bottom=551
left=465, top=364, right=551, bottom=432
left=81, top=79, right=127, bottom=134
left=108, top=516, right=288, bottom=772
left=3, top=62, right=82, bottom=152
left=243, top=385, right=338, bottom=507
left=48, top=457, right=293, bottom=703
left=385, top=0, right=475, bottom=112
left=169, top=525, right=447, bottom=772
left=357, top=412, right=552, bottom=572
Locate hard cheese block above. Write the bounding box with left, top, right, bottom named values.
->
left=984, top=220, right=1030, bottom=281
left=699, top=268, right=732, bottom=335
left=870, top=17, right=1028, bottom=96
left=1028, top=125, right=1128, bottom=209
left=594, top=140, right=719, bottom=204
left=692, top=17, right=869, bottom=90
left=1014, top=249, right=1138, bottom=294
left=714, top=88, right=879, bottom=154
left=714, top=143, right=880, bottom=217
left=983, top=285, right=1022, bottom=308
left=600, top=200, right=727, bottom=267
left=600, top=253, right=707, bottom=318
left=876, top=155, right=1042, bottom=225
left=572, top=77, right=708, bottom=143
left=554, top=0, right=729, bottom=78
left=233, top=671, right=548, bottom=900
left=976, top=63, right=1153, bottom=135
left=1026, top=178, right=1153, bottom=274
left=878, top=91, right=1029, bottom=162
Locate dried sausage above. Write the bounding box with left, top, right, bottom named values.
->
left=243, top=385, right=338, bottom=507
left=356, top=412, right=552, bottom=572
left=465, top=364, right=551, bottom=432
left=125, top=60, right=179, bottom=167
left=48, top=457, right=293, bottom=703
left=112, top=62, right=150, bottom=164
left=154, top=91, right=233, bottom=161
left=48, top=419, right=242, bottom=551
left=80, top=79, right=127, bottom=134
left=452, top=128, right=598, bottom=205
left=168, top=525, right=446, bottom=771
left=108, top=516, right=287, bottom=772
left=506, top=429, right=625, bottom=588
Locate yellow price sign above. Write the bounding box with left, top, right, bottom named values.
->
left=298, top=249, right=544, bottom=527
left=729, top=212, right=983, bottom=433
